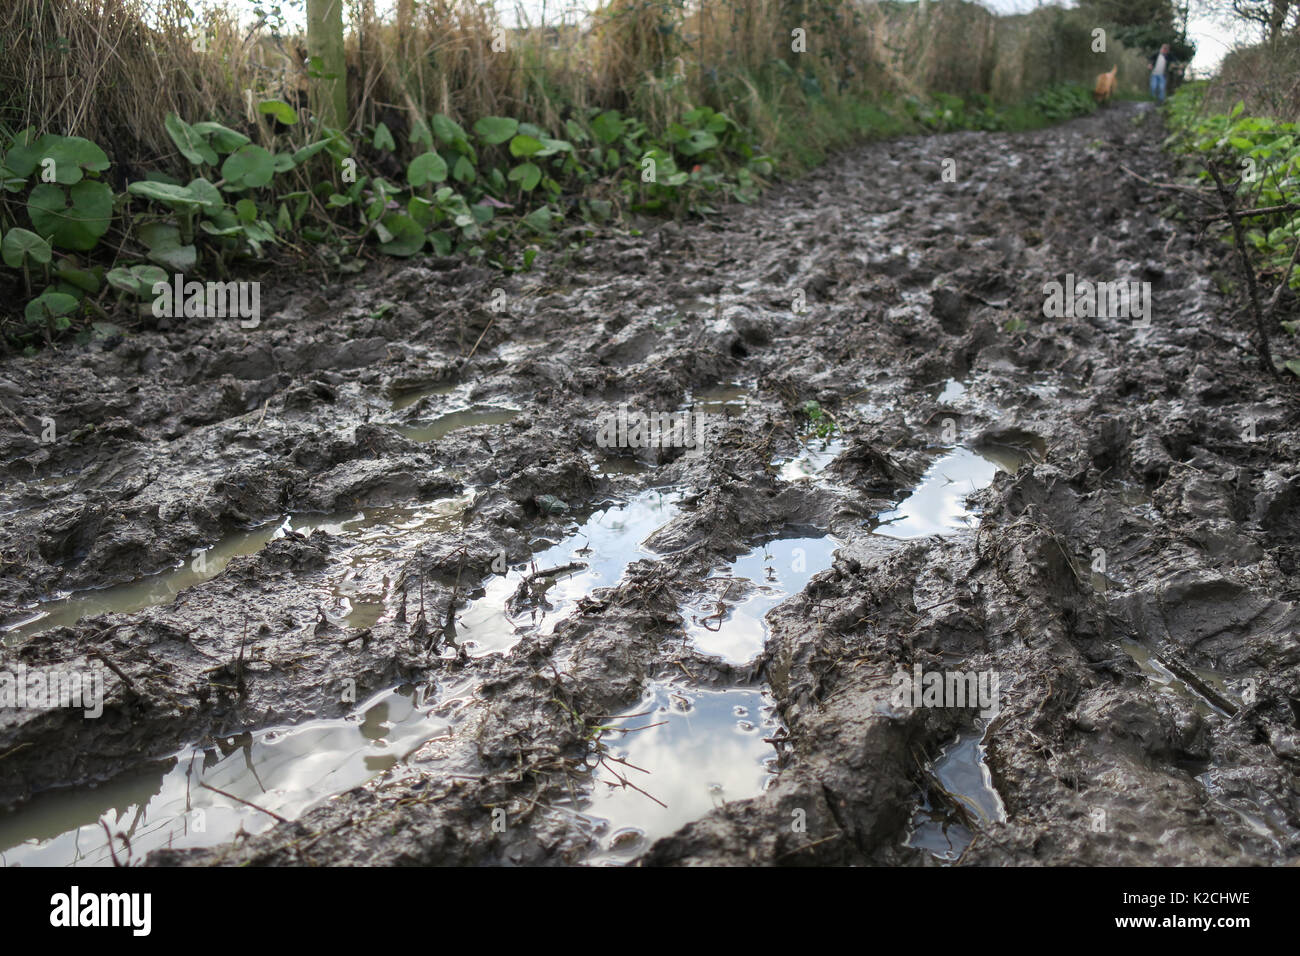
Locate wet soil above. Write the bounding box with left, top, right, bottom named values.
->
left=2, top=101, right=1299, bottom=866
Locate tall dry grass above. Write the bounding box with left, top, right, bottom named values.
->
left=1, top=0, right=1142, bottom=177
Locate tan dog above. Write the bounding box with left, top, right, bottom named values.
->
left=1093, top=65, right=1118, bottom=104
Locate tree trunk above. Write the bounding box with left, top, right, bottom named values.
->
left=306, top=0, right=348, bottom=129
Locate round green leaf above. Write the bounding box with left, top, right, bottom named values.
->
left=453, top=154, right=476, bottom=184
left=257, top=100, right=299, bottom=125
left=185, top=177, right=224, bottom=213
left=377, top=213, right=426, bottom=257
left=473, top=116, right=519, bottom=145
left=191, top=121, right=251, bottom=154
left=106, top=264, right=167, bottom=296
left=127, top=180, right=202, bottom=209
left=221, top=144, right=275, bottom=188
left=28, top=181, right=114, bottom=251
left=2, top=227, right=52, bottom=267
left=43, top=135, right=111, bottom=184
left=372, top=122, right=396, bottom=151
left=508, top=162, right=541, bottom=191
left=407, top=151, right=449, bottom=187
left=165, top=114, right=219, bottom=166
left=25, top=290, right=79, bottom=324
left=509, top=134, right=544, bottom=158
left=432, top=114, right=467, bottom=144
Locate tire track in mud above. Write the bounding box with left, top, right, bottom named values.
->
left=2, top=102, right=1299, bottom=865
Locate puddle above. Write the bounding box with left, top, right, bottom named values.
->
left=292, top=495, right=472, bottom=628
left=936, top=378, right=967, bottom=404
left=398, top=405, right=521, bottom=442
left=390, top=380, right=459, bottom=411
left=578, top=683, right=780, bottom=865
left=588, top=453, right=652, bottom=477
left=452, top=488, right=681, bottom=656
left=685, top=534, right=839, bottom=665
left=2, top=495, right=471, bottom=644
left=682, top=383, right=751, bottom=418
left=0, top=681, right=469, bottom=867
left=906, top=724, right=1005, bottom=861
left=1, top=520, right=289, bottom=644
left=1119, top=639, right=1234, bottom=718
left=871, top=445, right=1027, bottom=539
left=775, top=436, right=845, bottom=482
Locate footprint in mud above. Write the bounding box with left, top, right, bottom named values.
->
left=398, top=405, right=521, bottom=442
left=871, top=445, right=1027, bottom=538
left=1, top=495, right=472, bottom=644
left=452, top=488, right=681, bottom=656
left=685, top=534, right=840, bottom=665
left=906, top=724, right=1006, bottom=862
left=0, top=680, right=472, bottom=867
left=576, top=682, right=782, bottom=865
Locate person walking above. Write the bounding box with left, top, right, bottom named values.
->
left=1148, top=44, right=1173, bottom=104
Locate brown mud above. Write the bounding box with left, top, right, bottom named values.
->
left=2, top=101, right=1298, bottom=866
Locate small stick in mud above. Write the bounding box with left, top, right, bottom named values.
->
left=198, top=781, right=289, bottom=823
left=99, top=819, right=132, bottom=867
left=87, top=646, right=135, bottom=693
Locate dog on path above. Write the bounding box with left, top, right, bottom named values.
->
left=1093, top=66, right=1118, bottom=104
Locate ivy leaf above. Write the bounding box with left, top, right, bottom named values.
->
left=258, top=99, right=299, bottom=125
left=2, top=227, right=52, bottom=267
left=453, top=154, right=476, bottom=184
left=407, top=151, right=448, bottom=186
left=473, top=116, right=518, bottom=145
left=509, top=134, right=544, bottom=158
left=191, top=121, right=251, bottom=154
left=508, top=162, right=541, bottom=191
left=221, top=144, right=275, bottom=188
left=377, top=213, right=426, bottom=256
left=372, top=122, right=396, bottom=151
left=25, top=289, right=79, bottom=324
left=28, top=181, right=114, bottom=250
left=106, top=263, right=167, bottom=297
left=523, top=206, right=553, bottom=233
left=433, top=114, right=467, bottom=144
left=165, top=114, right=219, bottom=166
left=137, top=222, right=196, bottom=272
left=591, top=110, right=624, bottom=145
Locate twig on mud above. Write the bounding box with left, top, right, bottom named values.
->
left=99, top=819, right=131, bottom=867
left=776, top=832, right=843, bottom=860
left=87, top=646, right=135, bottom=692
left=199, top=782, right=289, bottom=823
left=1117, top=164, right=1218, bottom=206
left=0, top=742, right=34, bottom=762
left=1194, top=200, right=1300, bottom=222
left=0, top=399, right=35, bottom=437
left=508, top=562, right=587, bottom=612
left=464, top=315, right=496, bottom=360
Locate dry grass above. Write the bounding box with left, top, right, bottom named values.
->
left=0, top=0, right=1147, bottom=175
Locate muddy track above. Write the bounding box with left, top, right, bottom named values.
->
left=2, top=102, right=1299, bottom=866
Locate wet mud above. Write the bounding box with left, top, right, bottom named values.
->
left=2, top=102, right=1299, bottom=866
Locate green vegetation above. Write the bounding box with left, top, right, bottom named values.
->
left=1164, top=82, right=1300, bottom=375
